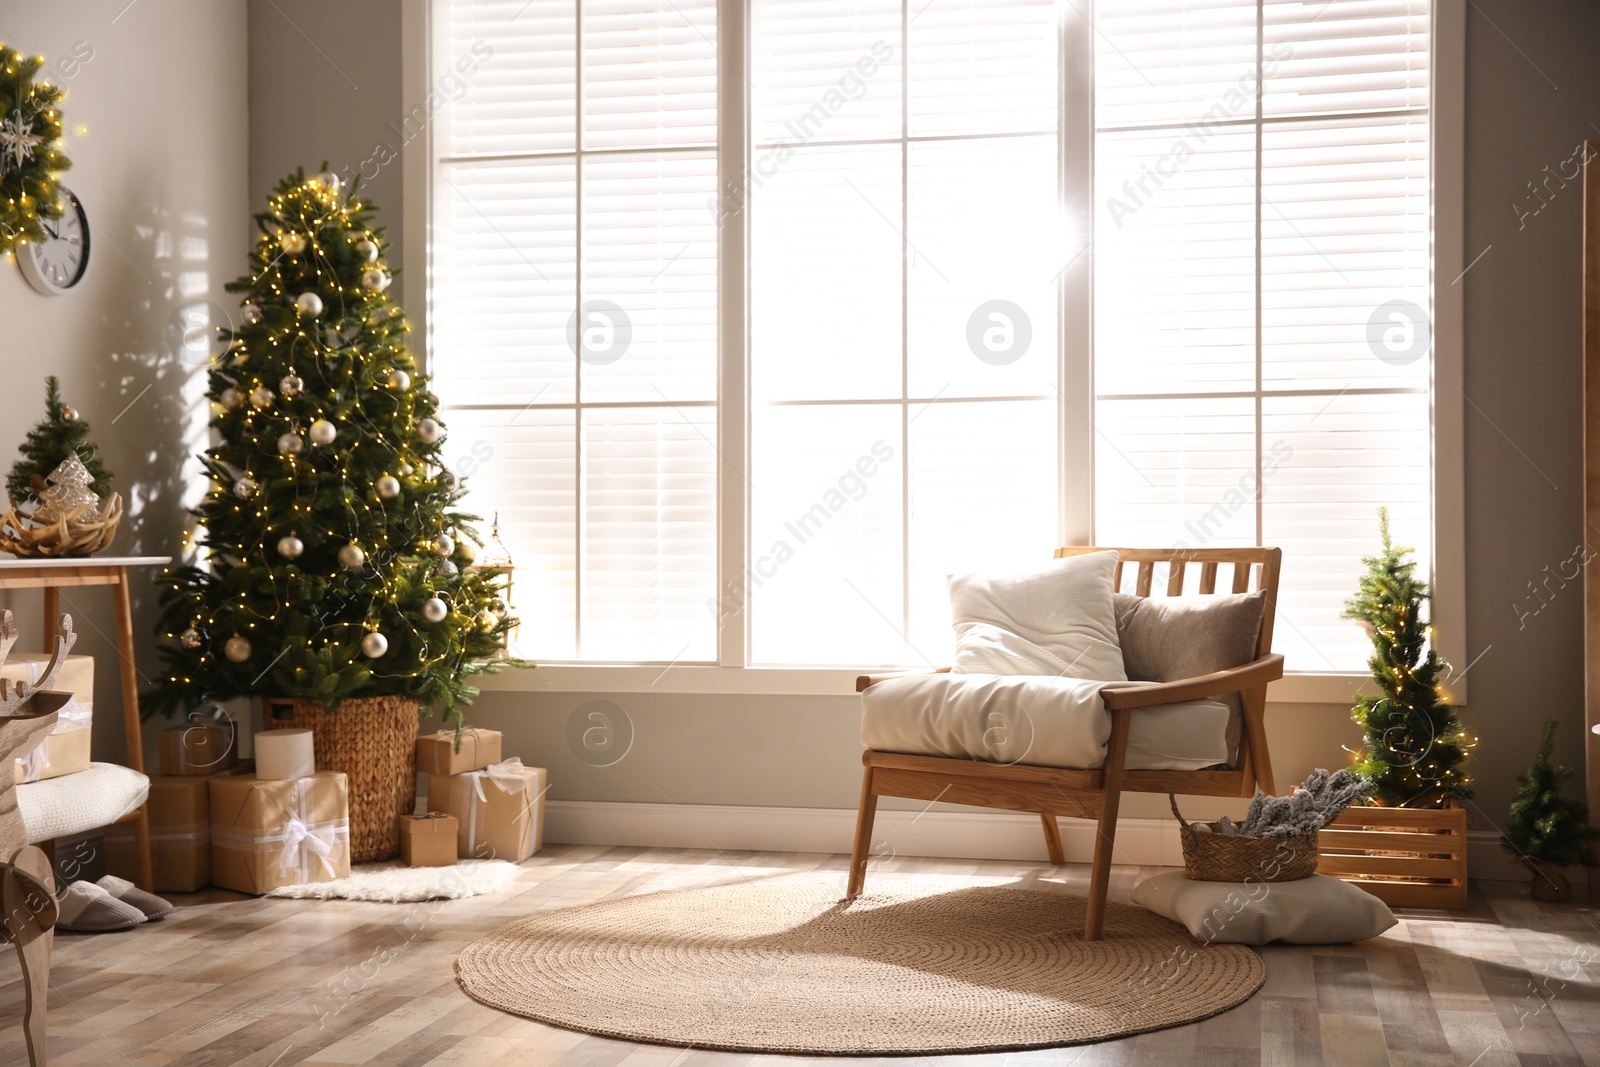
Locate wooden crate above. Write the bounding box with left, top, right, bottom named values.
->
left=1318, top=804, right=1469, bottom=909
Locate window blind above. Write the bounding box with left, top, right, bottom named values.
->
left=1093, top=0, right=1432, bottom=673
left=435, top=0, right=719, bottom=663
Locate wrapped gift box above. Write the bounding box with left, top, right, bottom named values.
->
left=106, top=762, right=256, bottom=892
left=426, top=758, right=546, bottom=863
left=4, top=652, right=94, bottom=783
left=158, top=722, right=238, bottom=776
left=400, top=812, right=459, bottom=867
left=415, top=727, right=502, bottom=777
left=209, top=771, right=350, bottom=894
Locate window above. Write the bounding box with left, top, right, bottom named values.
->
left=1092, top=0, right=1432, bottom=673
left=428, top=0, right=1442, bottom=678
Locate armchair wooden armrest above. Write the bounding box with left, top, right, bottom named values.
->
left=1100, top=654, right=1284, bottom=710
left=855, top=667, right=951, bottom=693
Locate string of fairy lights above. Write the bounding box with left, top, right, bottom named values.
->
left=0, top=45, right=70, bottom=256
left=161, top=171, right=508, bottom=693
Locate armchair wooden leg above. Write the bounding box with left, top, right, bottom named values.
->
left=846, top=762, right=878, bottom=899
left=4, top=845, right=57, bottom=1067
left=1084, top=707, right=1133, bottom=942
left=1039, top=813, right=1065, bottom=865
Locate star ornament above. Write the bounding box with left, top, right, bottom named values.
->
left=0, top=109, right=42, bottom=174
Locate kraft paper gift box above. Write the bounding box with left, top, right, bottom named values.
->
left=401, top=812, right=459, bottom=867
left=106, top=763, right=256, bottom=892
left=158, top=722, right=239, bottom=776
left=5, top=651, right=94, bottom=784
left=209, top=771, right=351, bottom=894
left=426, top=758, right=547, bottom=863
left=415, top=727, right=502, bottom=776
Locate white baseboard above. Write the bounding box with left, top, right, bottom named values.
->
left=546, top=801, right=1530, bottom=883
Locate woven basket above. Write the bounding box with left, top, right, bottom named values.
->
left=1170, top=794, right=1319, bottom=883
left=264, top=695, right=420, bottom=863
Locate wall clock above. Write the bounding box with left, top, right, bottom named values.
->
left=17, top=186, right=90, bottom=295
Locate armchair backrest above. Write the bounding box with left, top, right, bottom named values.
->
left=1054, top=546, right=1282, bottom=662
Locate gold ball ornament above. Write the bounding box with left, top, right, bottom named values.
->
left=388, top=368, right=410, bottom=390
left=338, top=543, right=366, bottom=570
left=179, top=627, right=203, bottom=650
left=220, top=387, right=243, bottom=410
left=295, top=292, right=324, bottom=316
left=276, top=533, right=304, bottom=559
left=489, top=596, right=508, bottom=618
left=417, top=418, right=442, bottom=444
left=242, top=303, right=262, bottom=325
left=224, top=634, right=252, bottom=662
left=279, top=374, right=304, bottom=398
left=422, top=597, right=449, bottom=623
left=435, top=559, right=459, bottom=578
left=376, top=474, right=401, bottom=499
left=279, top=232, right=306, bottom=256
left=355, top=239, right=379, bottom=262
left=233, top=477, right=256, bottom=499
left=61, top=406, right=78, bottom=422
left=361, top=268, right=389, bottom=292
left=477, top=610, right=498, bottom=633
left=314, top=170, right=341, bottom=194
left=309, top=419, right=337, bottom=446
left=250, top=386, right=273, bottom=408
left=278, top=433, right=304, bottom=455
left=434, top=533, right=455, bottom=556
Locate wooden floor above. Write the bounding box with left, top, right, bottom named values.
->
left=1, top=845, right=1597, bottom=1066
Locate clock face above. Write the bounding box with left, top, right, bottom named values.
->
left=18, top=187, right=91, bottom=295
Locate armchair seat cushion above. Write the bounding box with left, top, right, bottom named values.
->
left=18, top=762, right=149, bottom=845
left=860, top=673, right=1229, bottom=770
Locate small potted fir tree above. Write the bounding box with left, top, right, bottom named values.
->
left=1502, top=718, right=1597, bottom=903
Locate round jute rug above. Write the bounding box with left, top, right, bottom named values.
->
left=455, top=881, right=1265, bottom=1054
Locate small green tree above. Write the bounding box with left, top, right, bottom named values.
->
left=5, top=376, right=113, bottom=508
left=1341, top=508, right=1472, bottom=806
left=1502, top=718, right=1598, bottom=867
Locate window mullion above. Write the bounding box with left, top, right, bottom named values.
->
left=716, top=0, right=750, bottom=668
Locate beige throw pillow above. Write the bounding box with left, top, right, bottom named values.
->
left=949, top=552, right=1126, bottom=682
left=1113, top=590, right=1267, bottom=764
left=1132, top=870, right=1397, bottom=945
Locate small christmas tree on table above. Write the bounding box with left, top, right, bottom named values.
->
left=0, top=376, right=121, bottom=556
left=147, top=166, right=524, bottom=722
left=1502, top=718, right=1597, bottom=901
left=1341, top=508, right=1473, bottom=807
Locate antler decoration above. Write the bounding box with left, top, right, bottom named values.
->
left=0, top=613, right=74, bottom=716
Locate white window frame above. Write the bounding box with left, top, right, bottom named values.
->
left=403, top=0, right=1467, bottom=704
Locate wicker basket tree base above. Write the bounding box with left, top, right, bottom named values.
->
left=263, top=695, right=420, bottom=863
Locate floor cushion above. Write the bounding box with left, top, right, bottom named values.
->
left=948, top=551, right=1127, bottom=681
left=18, top=762, right=149, bottom=844
left=1132, top=870, right=1397, bottom=945
left=861, top=672, right=1230, bottom=770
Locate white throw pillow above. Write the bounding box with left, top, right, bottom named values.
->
left=948, top=551, right=1126, bottom=681
left=1132, top=871, right=1397, bottom=945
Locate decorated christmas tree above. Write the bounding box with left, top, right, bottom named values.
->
left=0, top=42, right=72, bottom=254
left=1502, top=718, right=1598, bottom=867
left=5, top=376, right=112, bottom=509
left=1341, top=508, right=1473, bottom=806
left=148, top=167, right=519, bottom=721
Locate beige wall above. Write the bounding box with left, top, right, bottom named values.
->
left=0, top=0, right=248, bottom=768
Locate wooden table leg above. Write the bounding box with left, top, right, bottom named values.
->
left=4, top=845, right=56, bottom=1067
left=41, top=585, right=58, bottom=645
left=112, top=568, right=154, bottom=892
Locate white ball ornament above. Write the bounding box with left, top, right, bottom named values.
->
left=315, top=170, right=340, bottom=194
left=338, top=544, right=366, bottom=570
left=278, top=433, right=304, bottom=455
left=355, top=239, right=379, bottom=262
left=434, top=533, right=455, bottom=557
left=233, top=477, right=256, bottom=499
left=361, top=632, right=389, bottom=658
left=361, top=269, right=389, bottom=292
left=179, top=627, right=203, bottom=650
left=220, top=387, right=243, bottom=410
left=279, top=374, right=304, bottom=398
left=417, top=418, right=442, bottom=444
left=279, top=232, right=306, bottom=256
left=422, top=597, right=449, bottom=623
left=276, top=533, right=304, bottom=560
left=250, top=386, right=273, bottom=408
left=224, top=635, right=252, bottom=663
left=398, top=462, right=414, bottom=476
left=309, top=419, right=338, bottom=446
left=376, top=474, right=401, bottom=499
left=296, top=292, right=324, bottom=317
left=242, top=303, right=262, bottom=325
left=388, top=368, right=410, bottom=390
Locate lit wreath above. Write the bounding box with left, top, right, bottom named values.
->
left=0, top=44, right=71, bottom=257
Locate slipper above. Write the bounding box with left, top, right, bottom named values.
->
left=98, top=875, right=176, bottom=921
left=56, top=880, right=145, bottom=933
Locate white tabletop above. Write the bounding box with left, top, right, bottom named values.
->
left=0, top=556, right=172, bottom=569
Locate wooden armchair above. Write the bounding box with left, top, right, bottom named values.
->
left=847, top=547, right=1284, bottom=941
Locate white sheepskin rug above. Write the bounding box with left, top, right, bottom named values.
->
left=266, top=860, right=523, bottom=902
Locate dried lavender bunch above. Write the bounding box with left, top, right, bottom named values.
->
left=1233, top=768, right=1376, bottom=838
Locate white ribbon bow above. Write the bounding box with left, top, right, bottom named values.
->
left=277, top=781, right=340, bottom=878
left=472, top=757, right=528, bottom=802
